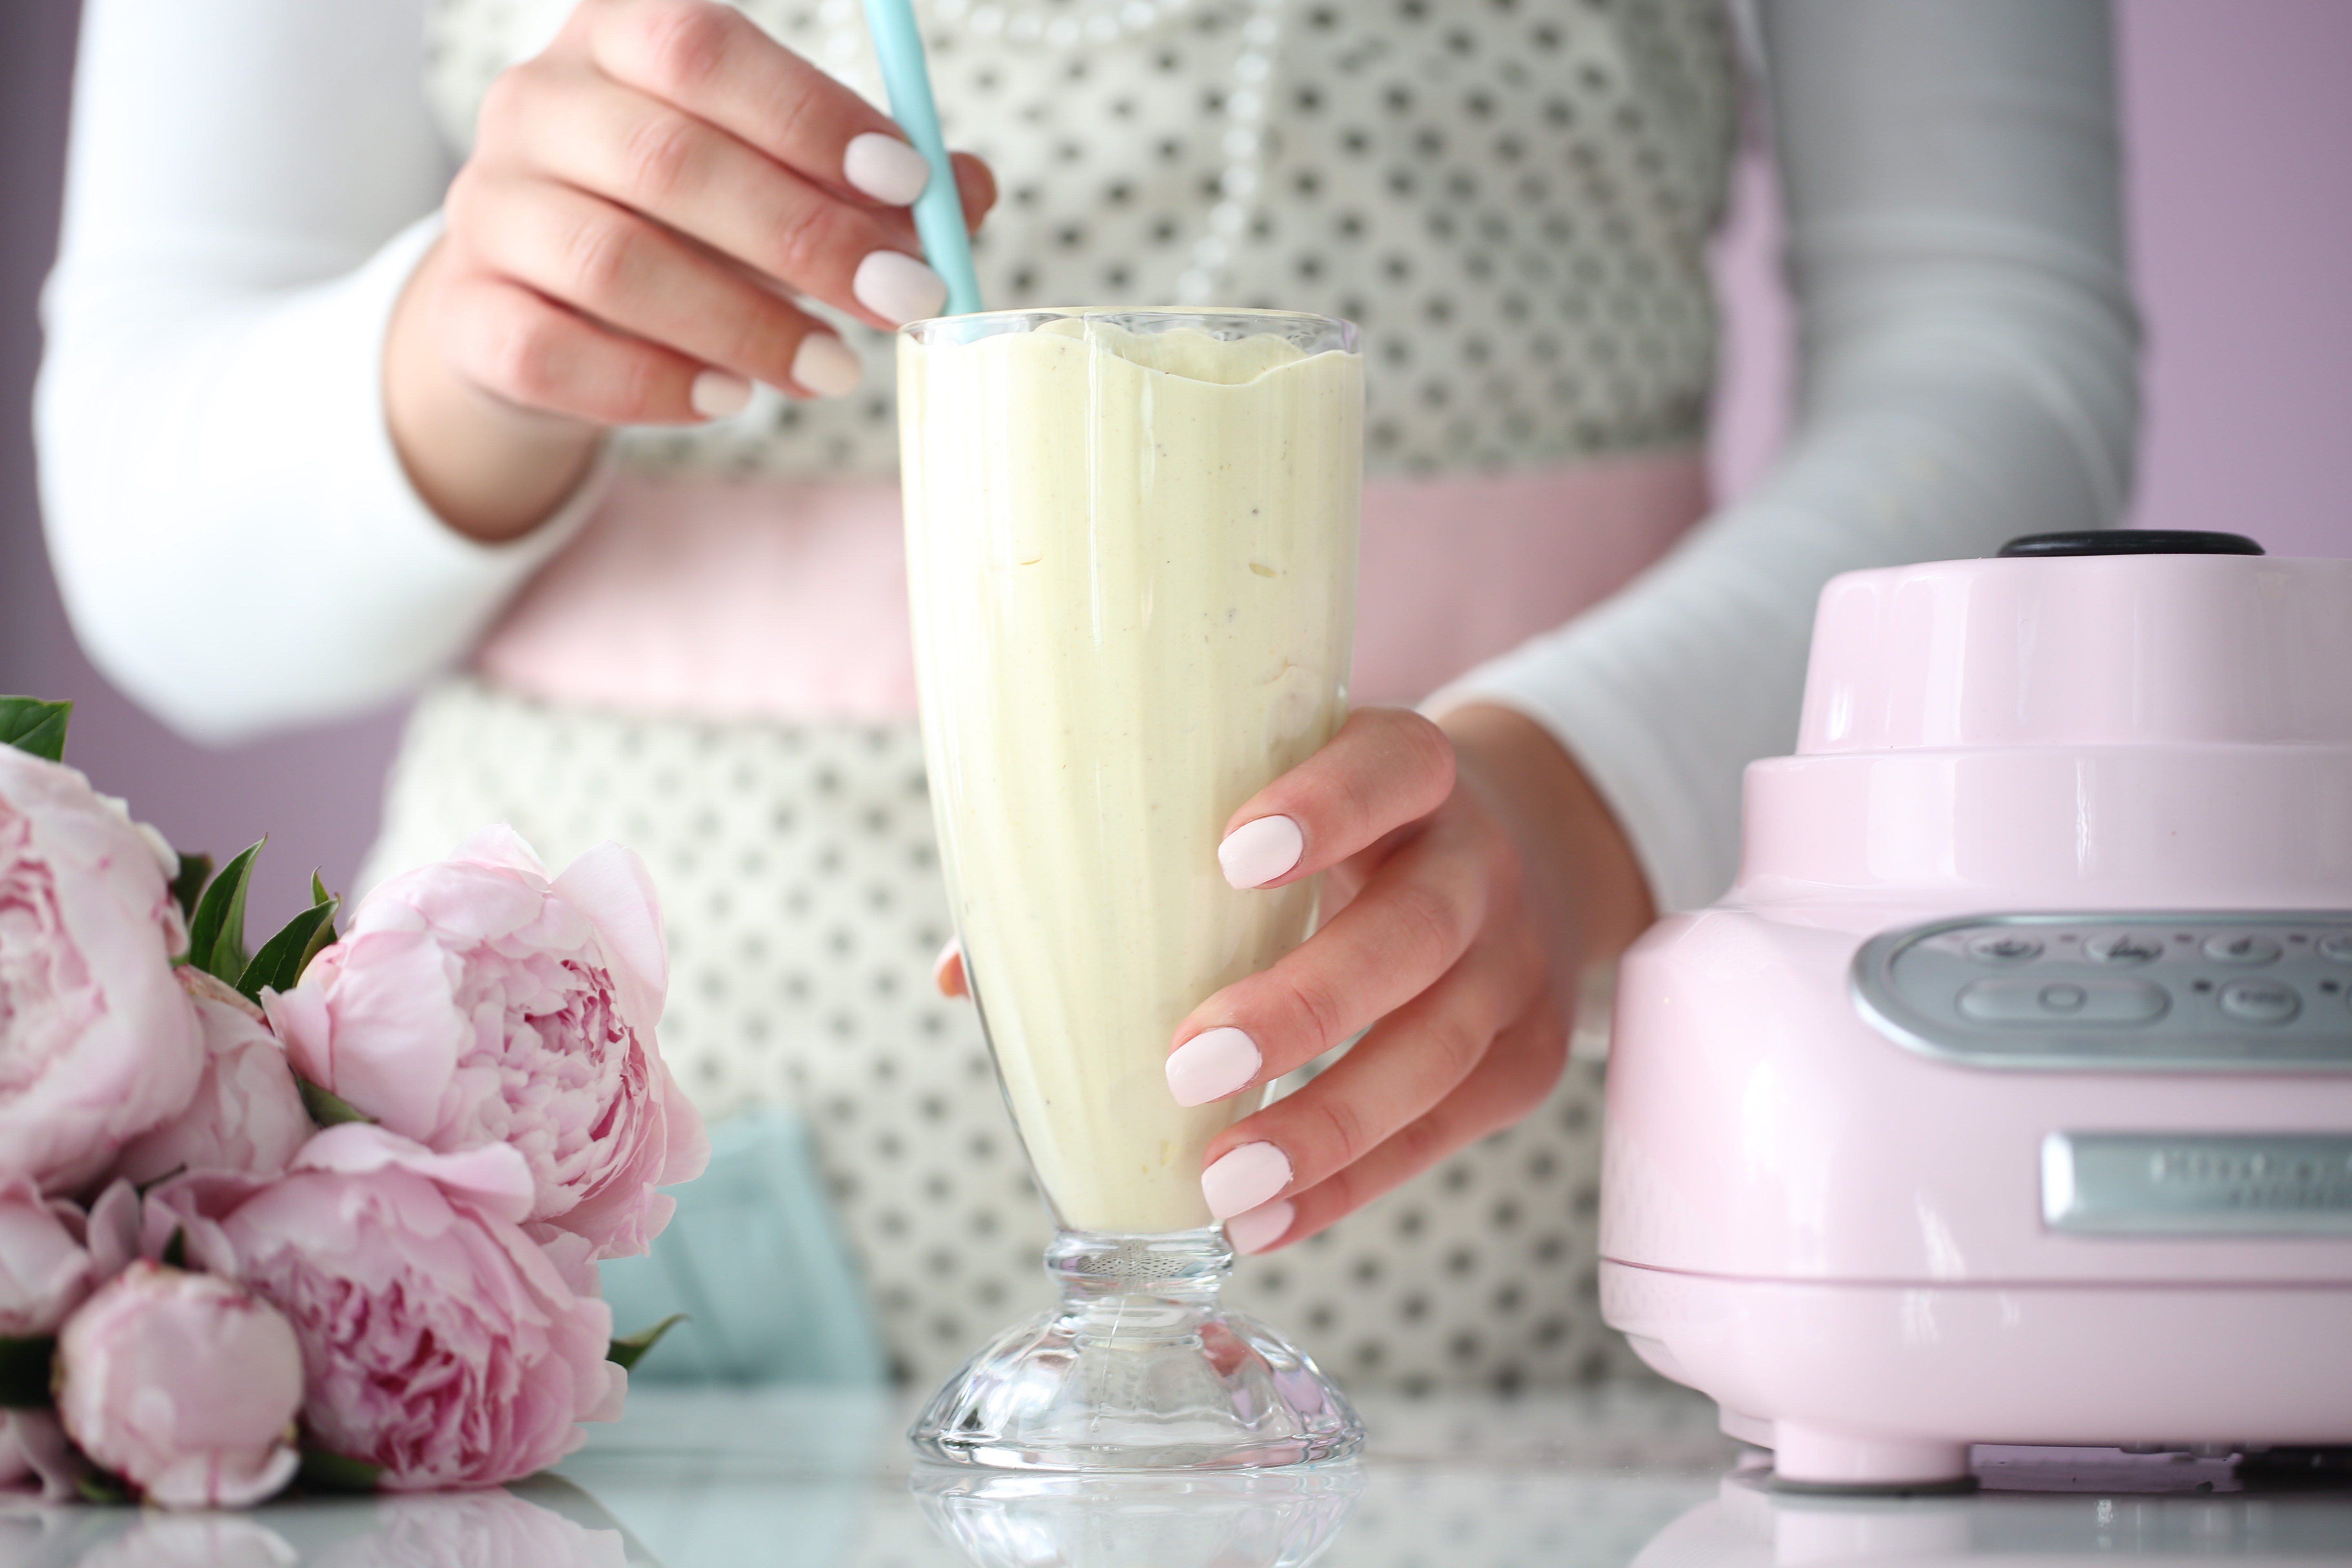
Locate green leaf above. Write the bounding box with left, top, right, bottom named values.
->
left=160, top=1227, right=188, bottom=1271
left=238, top=891, right=340, bottom=1004
left=608, top=1313, right=688, bottom=1372
left=298, top=1448, right=382, bottom=1495
left=0, top=697, right=71, bottom=763
left=297, top=878, right=341, bottom=971
left=0, top=1336, right=55, bottom=1409
left=169, top=851, right=214, bottom=928
left=297, top=1076, right=375, bottom=1128
left=75, top=1472, right=131, bottom=1506
left=185, top=837, right=264, bottom=984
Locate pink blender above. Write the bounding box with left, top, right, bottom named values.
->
left=1599, top=530, right=2352, bottom=1491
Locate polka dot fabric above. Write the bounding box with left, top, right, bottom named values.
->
left=1269, top=0, right=1735, bottom=470
left=423, top=0, right=1738, bottom=479
left=363, top=682, right=1651, bottom=1391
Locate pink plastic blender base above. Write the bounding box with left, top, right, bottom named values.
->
left=1602, top=1262, right=2352, bottom=1490
left=1599, top=552, right=2352, bottom=1497
left=1769, top=1430, right=1976, bottom=1494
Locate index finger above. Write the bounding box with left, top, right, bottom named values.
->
left=1215, top=708, right=1455, bottom=891
left=584, top=0, right=926, bottom=208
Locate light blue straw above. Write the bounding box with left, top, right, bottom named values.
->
left=861, top=0, right=982, bottom=316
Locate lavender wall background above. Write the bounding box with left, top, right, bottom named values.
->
left=4, top=0, right=2350, bottom=934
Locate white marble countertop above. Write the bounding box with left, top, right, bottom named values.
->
left=8, top=1383, right=2350, bottom=1566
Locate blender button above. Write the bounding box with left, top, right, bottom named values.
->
left=2321, top=933, right=2352, bottom=963
left=1958, top=977, right=2167, bottom=1025
left=1960, top=980, right=2042, bottom=1022
left=1967, top=933, right=2044, bottom=964
left=2086, top=933, right=2165, bottom=964
left=2218, top=979, right=2301, bottom=1025
left=2203, top=933, right=2281, bottom=966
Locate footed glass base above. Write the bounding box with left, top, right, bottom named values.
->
left=909, top=1227, right=1366, bottom=1470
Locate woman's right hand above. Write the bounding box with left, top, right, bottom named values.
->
left=385, top=0, right=996, bottom=540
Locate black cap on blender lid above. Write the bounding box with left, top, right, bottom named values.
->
left=1996, top=529, right=2264, bottom=558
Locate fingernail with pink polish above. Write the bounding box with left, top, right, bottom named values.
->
left=1201, top=1141, right=1291, bottom=1221
left=931, top=935, right=964, bottom=997
left=1225, top=1199, right=1295, bottom=1255
left=1165, top=1026, right=1261, bottom=1107
left=1218, top=815, right=1304, bottom=890
left=853, top=249, right=948, bottom=326
left=843, top=132, right=931, bottom=206
left=690, top=370, right=752, bottom=419
left=791, top=332, right=862, bottom=398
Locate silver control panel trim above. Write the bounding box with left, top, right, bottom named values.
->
left=1851, top=912, right=2352, bottom=1071
left=2043, top=1132, right=2352, bottom=1235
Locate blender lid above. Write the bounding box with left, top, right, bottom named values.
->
left=1998, top=528, right=2265, bottom=557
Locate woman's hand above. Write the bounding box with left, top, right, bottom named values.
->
left=1165, top=704, right=1655, bottom=1254
left=385, top=0, right=996, bottom=541
left=929, top=704, right=1655, bottom=1252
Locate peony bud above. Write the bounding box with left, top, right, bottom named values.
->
left=56, top=1261, right=303, bottom=1508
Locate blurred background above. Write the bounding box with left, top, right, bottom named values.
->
left=4, top=0, right=2349, bottom=932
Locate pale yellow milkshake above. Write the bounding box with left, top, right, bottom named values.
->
left=899, top=310, right=1361, bottom=1236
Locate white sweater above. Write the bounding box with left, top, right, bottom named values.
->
left=36, top=0, right=2138, bottom=913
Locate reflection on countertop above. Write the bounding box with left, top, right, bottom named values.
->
left=1645, top=1466, right=2352, bottom=1568
left=0, top=1477, right=648, bottom=1567
left=2, top=1384, right=2346, bottom=1566
left=913, top=1467, right=1366, bottom=1568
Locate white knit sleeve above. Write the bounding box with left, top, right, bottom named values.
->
left=1431, top=0, right=2140, bottom=912
left=33, top=0, right=603, bottom=745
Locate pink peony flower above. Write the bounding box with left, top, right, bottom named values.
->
left=0, top=1409, right=89, bottom=1501
left=0, top=1175, right=95, bottom=1335
left=114, top=969, right=311, bottom=1185
left=265, top=826, right=706, bottom=1260
left=0, top=747, right=203, bottom=1193
left=210, top=1124, right=624, bottom=1491
left=55, top=1260, right=303, bottom=1508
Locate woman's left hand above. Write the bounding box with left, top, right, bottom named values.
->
left=935, top=703, right=1655, bottom=1253
left=1157, top=707, right=1568, bottom=1253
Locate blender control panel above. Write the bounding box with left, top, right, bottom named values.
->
left=1851, top=913, right=2352, bottom=1070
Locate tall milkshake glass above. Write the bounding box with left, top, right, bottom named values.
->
left=898, top=309, right=1366, bottom=1470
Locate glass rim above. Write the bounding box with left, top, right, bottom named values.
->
left=898, top=305, right=1357, bottom=352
